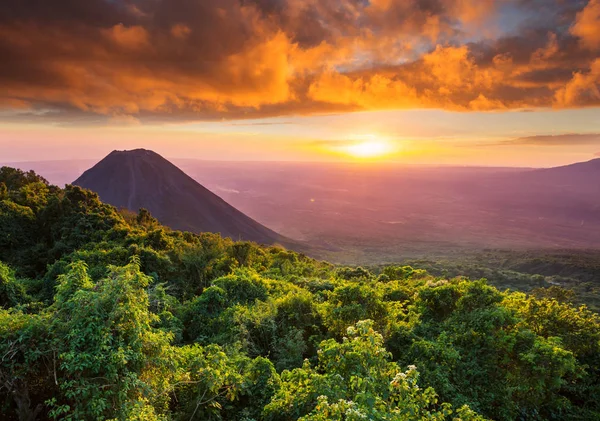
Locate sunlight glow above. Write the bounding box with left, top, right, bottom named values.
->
left=343, top=136, right=394, bottom=159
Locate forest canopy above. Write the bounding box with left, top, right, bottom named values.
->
left=0, top=166, right=599, bottom=421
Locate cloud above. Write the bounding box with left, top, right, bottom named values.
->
left=102, top=24, right=149, bottom=49
left=503, top=133, right=600, bottom=146
left=555, top=59, right=600, bottom=107
left=571, top=0, right=600, bottom=50
left=0, top=0, right=599, bottom=124
left=227, top=121, right=296, bottom=126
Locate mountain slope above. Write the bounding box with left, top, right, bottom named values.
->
left=522, top=158, right=600, bottom=189
left=73, top=149, right=290, bottom=245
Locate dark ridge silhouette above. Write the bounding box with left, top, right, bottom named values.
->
left=73, top=149, right=293, bottom=246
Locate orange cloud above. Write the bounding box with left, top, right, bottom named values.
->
left=103, top=24, right=149, bottom=49
left=0, top=0, right=598, bottom=124
left=0, top=98, right=31, bottom=110
left=170, top=24, right=191, bottom=40
left=447, top=0, right=496, bottom=25
left=572, top=0, right=600, bottom=50
left=555, top=59, right=600, bottom=107
left=306, top=45, right=508, bottom=111
left=308, top=72, right=419, bottom=109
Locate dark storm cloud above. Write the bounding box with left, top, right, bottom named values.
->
left=0, top=0, right=136, bottom=25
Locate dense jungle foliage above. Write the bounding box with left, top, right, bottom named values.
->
left=400, top=251, right=600, bottom=312
left=1, top=166, right=599, bottom=421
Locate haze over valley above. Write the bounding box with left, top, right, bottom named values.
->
left=5, top=155, right=600, bottom=263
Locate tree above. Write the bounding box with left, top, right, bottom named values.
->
left=0, top=309, right=54, bottom=421
left=264, top=320, right=487, bottom=421
left=48, top=259, right=173, bottom=420
left=0, top=263, right=28, bottom=309
left=322, top=283, right=389, bottom=336
left=403, top=280, right=580, bottom=420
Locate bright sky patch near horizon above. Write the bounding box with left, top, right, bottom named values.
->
left=0, top=0, right=599, bottom=167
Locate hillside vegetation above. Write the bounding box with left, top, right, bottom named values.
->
left=400, top=250, right=600, bottom=312
left=1, top=167, right=599, bottom=421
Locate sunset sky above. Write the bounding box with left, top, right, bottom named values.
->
left=1, top=0, right=599, bottom=166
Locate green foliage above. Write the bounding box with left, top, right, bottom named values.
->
left=0, top=200, right=37, bottom=274
left=401, top=250, right=600, bottom=311
left=0, top=309, right=53, bottom=420
left=398, top=280, right=584, bottom=420
left=0, top=167, right=49, bottom=191
left=212, top=270, right=270, bottom=304
left=0, top=167, right=599, bottom=420
left=169, top=344, right=244, bottom=420
left=322, top=283, right=391, bottom=337
left=0, top=263, right=28, bottom=308
left=265, top=320, right=487, bottom=421
left=48, top=259, right=174, bottom=420
left=335, top=266, right=373, bottom=281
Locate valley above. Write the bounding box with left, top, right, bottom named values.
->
left=6, top=157, right=600, bottom=263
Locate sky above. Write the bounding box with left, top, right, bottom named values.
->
left=1, top=0, right=599, bottom=166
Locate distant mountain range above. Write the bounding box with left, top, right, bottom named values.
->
left=73, top=149, right=291, bottom=246
left=522, top=158, right=600, bottom=187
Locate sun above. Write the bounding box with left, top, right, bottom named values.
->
left=345, top=141, right=390, bottom=158
left=343, top=136, right=394, bottom=159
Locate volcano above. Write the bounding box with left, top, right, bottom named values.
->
left=73, top=149, right=290, bottom=245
